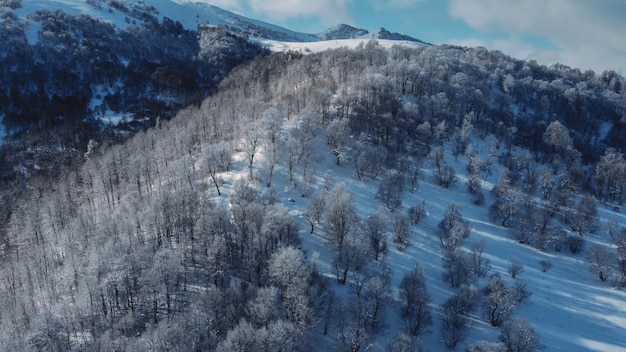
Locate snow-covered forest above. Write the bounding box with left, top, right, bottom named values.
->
left=1, top=1, right=626, bottom=351
left=0, top=0, right=268, bottom=184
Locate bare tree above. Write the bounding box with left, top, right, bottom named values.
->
left=507, top=259, right=524, bottom=279
left=241, top=119, right=263, bottom=180
left=442, top=248, right=471, bottom=288
left=363, top=266, right=391, bottom=332
left=470, top=239, right=491, bottom=279
left=203, top=142, right=231, bottom=195
left=586, top=244, right=616, bottom=282
left=304, top=192, right=326, bottom=234
left=365, top=208, right=389, bottom=261
left=489, top=168, right=521, bottom=227
left=333, top=230, right=370, bottom=285
left=392, top=212, right=411, bottom=251
left=572, top=194, right=599, bottom=236
left=377, top=169, right=405, bottom=211
left=538, top=260, right=553, bottom=273
left=440, top=296, right=472, bottom=349
left=261, top=107, right=284, bottom=187
left=399, top=265, right=432, bottom=336
left=429, top=146, right=456, bottom=188
left=408, top=201, right=427, bottom=226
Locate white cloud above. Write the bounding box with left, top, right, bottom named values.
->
left=448, top=0, right=626, bottom=73
left=244, top=0, right=353, bottom=26
left=204, top=0, right=244, bottom=10
left=369, top=0, right=426, bottom=9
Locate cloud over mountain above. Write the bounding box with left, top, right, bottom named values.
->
left=449, top=0, right=626, bottom=73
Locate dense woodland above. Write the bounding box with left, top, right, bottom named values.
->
left=0, top=0, right=268, bottom=185
left=1, top=2, right=626, bottom=350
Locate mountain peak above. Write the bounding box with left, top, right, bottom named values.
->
left=315, top=24, right=369, bottom=40
left=366, top=27, right=431, bottom=44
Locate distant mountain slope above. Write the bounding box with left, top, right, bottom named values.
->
left=17, top=0, right=428, bottom=44
left=0, top=0, right=431, bottom=185
left=315, top=24, right=370, bottom=40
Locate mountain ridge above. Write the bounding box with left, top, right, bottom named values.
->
left=14, top=0, right=429, bottom=45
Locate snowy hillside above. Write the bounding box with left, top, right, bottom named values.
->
left=16, top=0, right=428, bottom=48
left=1, top=37, right=625, bottom=351
left=1, top=1, right=626, bottom=352
left=258, top=38, right=424, bottom=54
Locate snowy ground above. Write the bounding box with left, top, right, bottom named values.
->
left=220, top=133, right=626, bottom=351
left=256, top=38, right=424, bottom=54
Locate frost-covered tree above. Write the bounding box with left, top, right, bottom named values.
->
left=352, top=140, right=387, bottom=180
left=304, top=192, right=326, bottom=234
left=438, top=203, right=471, bottom=251
left=483, top=273, right=516, bottom=327
left=387, top=332, right=427, bottom=352
left=596, top=148, right=626, bottom=202
left=326, top=183, right=357, bottom=251
left=268, top=247, right=312, bottom=327
left=499, top=318, right=545, bottom=352
left=466, top=341, right=506, bottom=352
left=489, top=169, right=521, bottom=227
left=326, top=117, right=351, bottom=165
left=246, top=286, right=281, bottom=327
left=543, top=120, right=573, bottom=163
left=218, top=320, right=257, bottom=352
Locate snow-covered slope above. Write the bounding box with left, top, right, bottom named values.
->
left=15, top=0, right=428, bottom=50
left=258, top=38, right=424, bottom=54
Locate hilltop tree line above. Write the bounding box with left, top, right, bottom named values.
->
left=0, top=34, right=625, bottom=350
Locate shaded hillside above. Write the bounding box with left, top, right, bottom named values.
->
left=0, top=41, right=625, bottom=351
left=0, top=2, right=268, bottom=186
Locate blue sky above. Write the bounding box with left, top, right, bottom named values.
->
left=209, top=0, right=626, bottom=75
